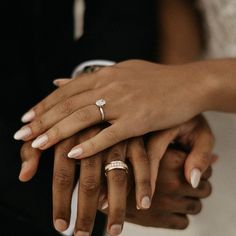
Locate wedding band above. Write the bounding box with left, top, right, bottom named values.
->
left=105, top=161, right=128, bottom=176
left=95, top=99, right=106, bottom=121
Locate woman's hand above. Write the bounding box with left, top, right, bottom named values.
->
left=14, top=60, right=211, bottom=158
left=146, top=114, right=215, bottom=192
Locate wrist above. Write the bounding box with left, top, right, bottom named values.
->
left=185, top=61, right=221, bottom=113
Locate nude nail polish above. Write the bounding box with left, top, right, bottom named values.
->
left=190, top=168, right=201, bottom=188
left=54, top=219, right=68, bottom=232
left=141, top=196, right=151, bottom=209
left=68, top=147, right=83, bottom=158
left=21, top=110, right=35, bottom=123
left=101, top=200, right=109, bottom=210
left=109, top=224, right=122, bottom=236
left=75, top=231, right=89, bottom=236
left=31, top=134, right=48, bottom=148
left=14, top=127, right=32, bottom=140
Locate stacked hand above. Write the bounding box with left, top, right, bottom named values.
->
left=15, top=60, right=216, bottom=235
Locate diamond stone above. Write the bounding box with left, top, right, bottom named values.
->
left=96, top=99, right=106, bottom=107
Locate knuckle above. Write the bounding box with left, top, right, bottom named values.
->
left=31, top=118, right=44, bottom=133
left=186, top=201, right=202, bottom=214
left=77, top=215, right=94, bottom=230
left=197, top=152, right=211, bottom=167
left=60, top=98, right=74, bottom=115
left=20, top=144, right=30, bottom=158
left=105, top=128, right=121, bottom=143
left=75, top=109, right=92, bottom=122
left=54, top=169, right=73, bottom=187
left=111, top=207, right=126, bottom=218
left=136, top=178, right=151, bottom=188
left=166, top=180, right=181, bottom=193
left=109, top=148, right=123, bottom=160
left=80, top=176, right=100, bottom=195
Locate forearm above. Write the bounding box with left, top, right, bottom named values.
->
left=194, top=59, right=236, bottom=113
left=159, top=0, right=202, bottom=64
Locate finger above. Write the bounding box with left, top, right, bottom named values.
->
left=68, top=124, right=126, bottom=159
left=154, top=195, right=202, bottom=215
left=127, top=138, right=152, bottom=210
left=19, top=141, right=41, bottom=182
left=127, top=212, right=189, bottom=230
left=20, top=73, right=96, bottom=123
left=29, top=105, right=103, bottom=150
left=178, top=180, right=212, bottom=199
left=14, top=89, right=102, bottom=142
left=53, top=78, right=71, bottom=87
left=53, top=136, right=77, bottom=232
left=106, top=142, right=127, bottom=236
left=184, top=128, right=215, bottom=188
left=147, top=128, right=179, bottom=195
left=75, top=154, right=102, bottom=235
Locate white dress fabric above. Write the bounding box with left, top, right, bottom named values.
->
left=123, top=0, right=236, bottom=235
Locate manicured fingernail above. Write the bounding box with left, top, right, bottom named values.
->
left=68, top=147, right=83, bottom=158
left=109, top=224, right=122, bottom=236
left=141, top=196, right=151, bottom=209
left=136, top=205, right=141, bottom=210
left=101, top=200, right=108, bottom=210
left=54, top=219, right=68, bottom=232
left=53, top=79, right=70, bottom=86
left=75, top=231, right=89, bottom=236
left=190, top=168, right=201, bottom=188
left=14, top=127, right=32, bottom=140
left=21, top=110, right=35, bottom=123
left=31, top=134, right=48, bottom=148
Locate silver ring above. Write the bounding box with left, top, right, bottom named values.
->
left=95, top=99, right=106, bottom=121
left=105, top=161, right=128, bottom=176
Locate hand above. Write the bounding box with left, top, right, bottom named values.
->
left=146, top=114, right=215, bottom=191
left=14, top=60, right=210, bottom=159
left=122, top=149, right=212, bottom=229
left=19, top=128, right=152, bottom=236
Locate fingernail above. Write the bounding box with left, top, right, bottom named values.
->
left=31, top=134, right=48, bottom=148
left=54, top=219, right=68, bottom=232
left=141, top=196, right=151, bottom=209
left=68, top=147, right=83, bottom=158
left=21, top=110, right=35, bottom=123
left=136, top=205, right=141, bottom=210
left=75, top=231, right=89, bottom=236
left=109, top=224, right=122, bottom=236
left=53, top=79, right=70, bottom=86
left=101, top=200, right=109, bottom=210
left=190, top=168, right=201, bottom=188
left=19, top=162, right=29, bottom=180
left=14, top=127, right=32, bottom=140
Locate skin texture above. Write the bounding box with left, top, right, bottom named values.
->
left=19, top=123, right=214, bottom=235
left=19, top=131, right=213, bottom=235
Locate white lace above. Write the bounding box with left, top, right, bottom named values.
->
left=199, top=0, right=236, bottom=58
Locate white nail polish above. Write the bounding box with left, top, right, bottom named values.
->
left=101, top=200, right=109, bottom=210
left=21, top=110, right=35, bottom=123
left=141, top=196, right=151, bottom=209
left=31, top=135, right=48, bottom=148
left=190, top=168, right=201, bottom=188
left=14, top=127, right=32, bottom=140
left=68, top=147, right=83, bottom=158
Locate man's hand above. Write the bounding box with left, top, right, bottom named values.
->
left=123, top=149, right=212, bottom=229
